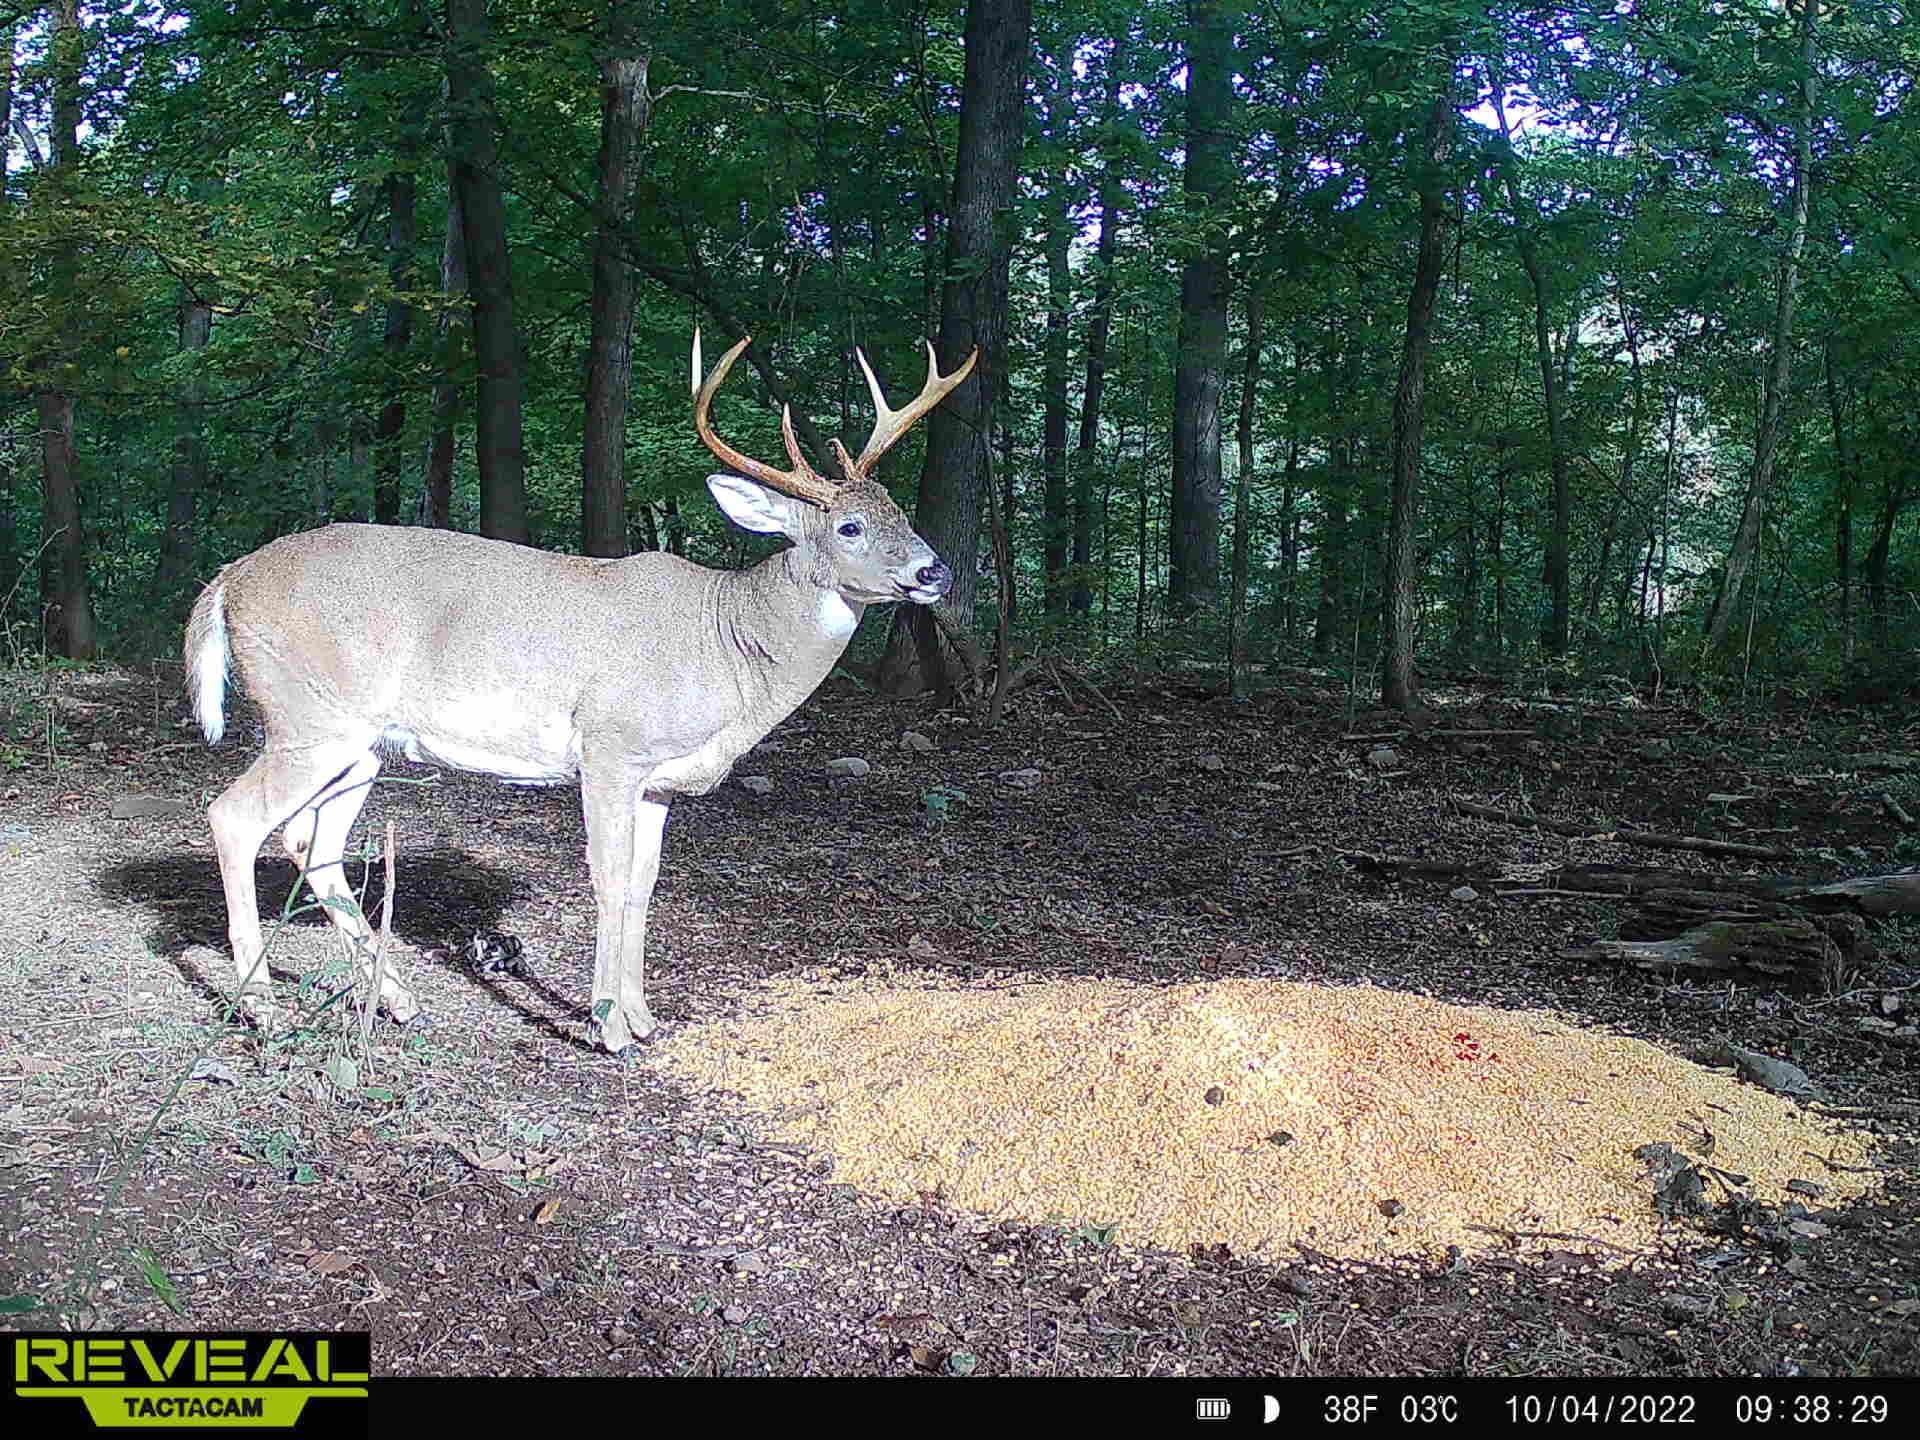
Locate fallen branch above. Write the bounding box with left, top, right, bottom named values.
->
left=1053, top=660, right=1124, bottom=725
left=1451, top=798, right=1801, bottom=861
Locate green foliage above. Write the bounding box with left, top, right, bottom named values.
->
left=0, top=0, right=1911, bottom=690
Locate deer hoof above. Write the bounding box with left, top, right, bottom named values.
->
left=591, top=1005, right=657, bottom=1054
left=231, top=990, right=280, bottom=1031
left=382, top=990, right=423, bottom=1025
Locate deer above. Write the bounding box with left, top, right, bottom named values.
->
left=185, top=331, right=977, bottom=1052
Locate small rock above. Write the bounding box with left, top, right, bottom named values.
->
left=1788, top=1220, right=1830, bottom=1240
left=1449, top=885, right=1478, bottom=902
left=1882, top=993, right=1904, bottom=1018
left=189, top=1059, right=241, bottom=1086
left=900, top=730, right=936, bottom=754
left=1720, top=1044, right=1819, bottom=1099
left=1365, top=747, right=1398, bottom=769
left=1203, top=1086, right=1225, bottom=1107
left=729, top=1252, right=770, bottom=1277
left=1378, top=1199, right=1405, bottom=1218
left=826, top=757, right=871, bottom=778
left=1785, top=1179, right=1825, bottom=1198
left=1523, top=739, right=1547, bottom=756
left=1661, top=1294, right=1713, bottom=1324
left=1196, top=753, right=1225, bottom=771
left=998, top=768, right=1042, bottom=790
left=722, top=1305, right=748, bottom=1324
left=739, top=775, right=774, bottom=795
left=1266, top=1131, right=1294, bottom=1149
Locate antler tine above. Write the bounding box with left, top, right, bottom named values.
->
left=691, top=329, right=840, bottom=507
left=843, top=341, right=981, bottom=478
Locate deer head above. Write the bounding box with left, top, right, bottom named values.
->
left=691, top=330, right=975, bottom=613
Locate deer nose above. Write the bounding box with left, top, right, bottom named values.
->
left=916, top=560, right=951, bottom=594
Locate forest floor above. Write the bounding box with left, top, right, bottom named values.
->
left=0, top=660, right=1916, bottom=1379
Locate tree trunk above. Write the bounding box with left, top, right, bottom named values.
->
left=1041, top=95, right=1071, bottom=615
left=1227, top=291, right=1263, bottom=697
left=1072, top=69, right=1121, bottom=616
left=374, top=169, right=416, bottom=526
left=1706, top=0, right=1817, bottom=655
left=582, top=5, right=650, bottom=558
left=155, top=287, right=213, bottom=600
left=424, top=149, right=467, bottom=529
left=1168, top=0, right=1233, bottom=615
left=1038, top=46, right=1074, bottom=615
left=1823, top=337, right=1857, bottom=655
left=0, top=21, right=15, bottom=184
left=36, top=0, right=93, bottom=659
left=446, top=0, right=526, bottom=543
left=1862, top=472, right=1909, bottom=654
left=1382, top=88, right=1453, bottom=711
left=1313, top=339, right=1351, bottom=659
left=1587, top=283, right=1647, bottom=628
left=1489, top=81, right=1571, bottom=657
left=876, top=0, right=1032, bottom=698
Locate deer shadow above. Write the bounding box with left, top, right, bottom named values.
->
left=95, top=848, right=601, bottom=1049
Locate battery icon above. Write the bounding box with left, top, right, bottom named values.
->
left=1197, top=1398, right=1232, bottom=1421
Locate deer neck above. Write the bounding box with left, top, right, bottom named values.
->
left=716, top=548, right=863, bottom=701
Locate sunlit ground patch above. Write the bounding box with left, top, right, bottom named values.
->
left=655, top=968, right=1883, bottom=1261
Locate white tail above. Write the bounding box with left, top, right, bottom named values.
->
left=186, top=585, right=229, bottom=744
left=185, top=331, right=976, bottom=1049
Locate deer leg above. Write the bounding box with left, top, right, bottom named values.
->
left=580, top=768, right=665, bottom=1051
left=206, top=740, right=371, bottom=1025
left=284, top=752, right=420, bottom=1023
left=616, top=798, right=669, bottom=1042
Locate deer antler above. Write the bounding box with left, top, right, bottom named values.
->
left=830, top=341, right=981, bottom=481
left=692, top=330, right=840, bottom=507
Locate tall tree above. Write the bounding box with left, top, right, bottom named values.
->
left=1071, top=55, right=1124, bottom=617
left=877, top=0, right=1033, bottom=697
left=1705, top=0, right=1818, bottom=656
left=1040, top=55, right=1072, bottom=614
left=155, top=278, right=213, bottom=600
left=374, top=168, right=417, bottom=527
left=1381, top=83, right=1454, bottom=712
left=424, top=152, right=468, bottom=530
left=446, top=0, right=526, bottom=543
left=36, top=0, right=94, bottom=658
left=1488, top=76, right=1573, bottom=657
left=1226, top=289, right=1262, bottom=696
left=581, top=1, right=650, bottom=558
left=1168, top=0, right=1234, bottom=615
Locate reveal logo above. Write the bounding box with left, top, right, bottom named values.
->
left=10, top=1333, right=369, bottom=1430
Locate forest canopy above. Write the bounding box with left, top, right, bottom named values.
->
left=0, top=0, right=1914, bottom=704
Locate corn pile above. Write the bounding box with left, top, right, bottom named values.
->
left=655, top=969, right=1881, bottom=1259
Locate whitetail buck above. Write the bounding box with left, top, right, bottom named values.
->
left=186, top=332, right=976, bottom=1051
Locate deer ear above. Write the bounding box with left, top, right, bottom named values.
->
left=707, top=474, right=804, bottom=536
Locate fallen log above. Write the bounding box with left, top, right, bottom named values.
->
left=1451, top=798, right=1801, bottom=862
left=1564, top=919, right=1844, bottom=990
left=1342, top=853, right=1902, bottom=989
left=1347, top=853, right=1920, bottom=915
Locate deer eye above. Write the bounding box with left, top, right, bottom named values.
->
left=837, top=519, right=864, bottom=539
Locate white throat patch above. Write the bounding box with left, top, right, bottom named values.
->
left=818, top=592, right=859, bottom=639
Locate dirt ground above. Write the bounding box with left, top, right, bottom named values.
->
left=1, top=662, right=1916, bottom=1378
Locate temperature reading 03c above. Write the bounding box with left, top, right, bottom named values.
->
left=1401, top=1394, right=1461, bottom=1424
